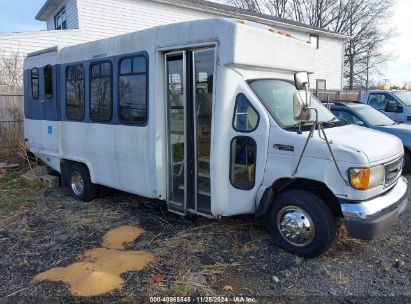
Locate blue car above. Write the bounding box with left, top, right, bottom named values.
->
left=330, top=102, right=411, bottom=172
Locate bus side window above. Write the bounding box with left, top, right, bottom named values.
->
left=233, top=94, right=259, bottom=132
left=230, top=136, right=257, bottom=190
left=66, top=64, right=85, bottom=121
left=90, top=61, right=112, bottom=121
left=31, top=68, right=39, bottom=99
left=118, top=55, right=148, bottom=124
left=44, top=65, right=53, bottom=99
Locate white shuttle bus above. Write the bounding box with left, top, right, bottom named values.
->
left=24, top=19, right=408, bottom=257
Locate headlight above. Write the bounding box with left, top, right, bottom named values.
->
left=348, top=166, right=385, bottom=190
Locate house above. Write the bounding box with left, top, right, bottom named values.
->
left=0, top=0, right=349, bottom=90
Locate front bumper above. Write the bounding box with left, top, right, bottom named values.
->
left=340, top=176, right=409, bottom=240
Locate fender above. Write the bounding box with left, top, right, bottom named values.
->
left=255, top=178, right=341, bottom=217
left=255, top=178, right=296, bottom=217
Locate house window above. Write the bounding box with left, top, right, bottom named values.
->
left=31, top=68, right=39, bottom=99
left=118, top=55, right=148, bottom=124
left=54, top=7, right=67, bottom=30
left=44, top=65, right=53, bottom=99
left=316, top=79, right=327, bottom=91
left=310, top=35, right=319, bottom=49
left=66, top=64, right=85, bottom=121
left=90, top=61, right=112, bottom=121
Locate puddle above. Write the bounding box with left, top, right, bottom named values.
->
left=102, top=226, right=144, bottom=250
left=33, top=225, right=154, bottom=297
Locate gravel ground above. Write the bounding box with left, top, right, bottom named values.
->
left=0, top=171, right=409, bottom=303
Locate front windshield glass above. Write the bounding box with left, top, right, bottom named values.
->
left=355, top=106, right=395, bottom=126
left=393, top=91, right=411, bottom=106
left=248, top=79, right=336, bottom=128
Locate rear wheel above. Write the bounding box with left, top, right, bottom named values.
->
left=403, top=149, right=411, bottom=173
left=67, top=163, right=98, bottom=202
left=268, top=190, right=337, bottom=257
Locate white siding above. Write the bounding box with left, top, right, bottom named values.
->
left=0, top=30, right=89, bottom=58
left=76, top=0, right=214, bottom=39
left=310, top=36, right=344, bottom=90
left=46, top=0, right=79, bottom=30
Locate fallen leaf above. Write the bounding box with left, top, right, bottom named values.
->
left=147, top=274, right=167, bottom=285
left=223, top=285, right=233, bottom=291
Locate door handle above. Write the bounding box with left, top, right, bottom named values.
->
left=40, top=99, right=46, bottom=103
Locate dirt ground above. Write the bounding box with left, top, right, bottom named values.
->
left=0, top=169, right=410, bottom=303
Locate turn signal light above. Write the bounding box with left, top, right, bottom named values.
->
left=349, top=168, right=370, bottom=190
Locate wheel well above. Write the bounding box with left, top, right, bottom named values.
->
left=257, top=178, right=342, bottom=218
left=60, top=159, right=90, bottom=187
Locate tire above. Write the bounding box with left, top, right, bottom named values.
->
left=67, top=163, right=98, bottom=202
left=268, top=190, right=336, bottom=258
left=403, top=149, right=411, bottom=173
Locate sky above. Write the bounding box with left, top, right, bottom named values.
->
left=0, top=0, right=409, bottom=85
left=0, top=0, right=45, bottom=33
left=383, top=0, right=411, bottom=86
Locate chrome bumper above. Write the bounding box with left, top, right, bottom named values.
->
left=340, top=176, right=409, bottom=240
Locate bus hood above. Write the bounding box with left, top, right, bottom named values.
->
left=323, top=125, right=403, bottom=165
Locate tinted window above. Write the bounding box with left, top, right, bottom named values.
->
left=119, top=56, right=148, bottom=124
left=368, top=93, right=396, bottom=110
left=90, top=61, right=112, bottom=121
left=120, top=58, right=132, bottom=74
left=44, top=65, right=53, bottom=99
left=233, top=94, right=259, bottom=132
left=230, top=136, right=257, bottom=190
left=31, top=68, right=39, bottom=99
left=66, top=64, right=85, bottom=121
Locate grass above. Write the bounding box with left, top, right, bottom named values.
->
left=0, top=170, right=32, bottom=215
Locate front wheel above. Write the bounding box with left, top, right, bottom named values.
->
left=268, top=190, right=337, bottom=257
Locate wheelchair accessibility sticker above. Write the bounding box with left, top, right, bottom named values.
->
left=48, top=126, right=53, bottom=135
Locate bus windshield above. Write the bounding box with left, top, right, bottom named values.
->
left=248, top=79, right=336, bottom=128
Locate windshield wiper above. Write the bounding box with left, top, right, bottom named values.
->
left=285, top=122, right=314, bottom=132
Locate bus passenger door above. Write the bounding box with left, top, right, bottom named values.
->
left=165, top=48, right=215, bottom=216
left=25, top=50, right=59, bottom=156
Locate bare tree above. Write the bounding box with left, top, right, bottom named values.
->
left=0, top=50, right=24, bottom=90
left=222, top=0, right=396, bottom=89
left=226, top=0, right=262, bottom=12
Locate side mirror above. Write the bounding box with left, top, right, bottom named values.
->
left=294, top=72, right=310, bottom=90
left=293, top=90, right=311, bottom=122
left=354, top=120, right=364, bottom=127
left=385, top=100, right=400, bottom=113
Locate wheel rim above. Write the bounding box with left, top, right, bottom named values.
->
left=71, top=171, right=84, bottom=196
left=276, top=206, right=315, bottom=247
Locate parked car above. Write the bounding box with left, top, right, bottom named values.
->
left=330, top=102, right=411, bottom=172
left=361, top=89, right=411, bottom=123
